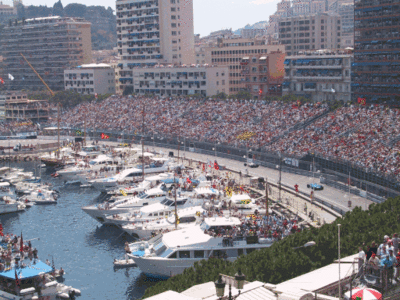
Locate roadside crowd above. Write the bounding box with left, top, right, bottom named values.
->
left=31, top=95, right=400, bottom=183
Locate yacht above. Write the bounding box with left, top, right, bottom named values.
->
left=56, top=155, right=118, bottom=181
left=122, top=206, right=204, bottom=239
left=0, top=248, right=80, bottom=299
left=89, top=158, right=180, bottom=191
left=81, top=185, right=167, bottom=224
left=0, top=197, right=26, bottom=214
left=104, top=194, right=200, bottom=226
left=129, top=216, right=274, bottom=278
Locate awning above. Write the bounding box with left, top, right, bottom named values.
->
left=242, top=57, right=249, bottom=60
left=284, top=59, right=291, bottom=65
left=0, top=261, right=53, bottom=280
left=259, top=56, right=267, bottom=60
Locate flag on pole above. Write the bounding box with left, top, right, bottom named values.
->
left=8, top=74, right=14, bottom=81
left=20, top=232, right=23, bottom=253
left=101, top=133, right=110, bottom=140
left=15, top=270, right=20, bottom=288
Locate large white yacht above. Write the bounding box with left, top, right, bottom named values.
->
left=89, top=158, right=174, bottom=191
left=122, top=206, right=204, bottom=239
left=81, top=185, right=168, bottom=223
left=104, top=194, right=202, bottom=226
left=56, top=155, right=117, bottom=181
left=129, top=217, right=274, bottom=278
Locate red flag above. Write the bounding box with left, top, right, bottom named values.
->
left=0, top=77, right=4, bottom=84
left=101, top=133, right=110, bottom=140
left=15, top=270, right=20, bottom=288
left=20, top=232, right=23, bottom=253
left=214, top=160, right=219, bottom=170
left=202, top=164, right=205, bottom=171
left=186, top=177, right=192, bottom=184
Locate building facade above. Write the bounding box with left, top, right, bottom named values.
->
left=5, top=99, right=52, bottom=123
left=279, top=13, right=342, bottom=56
left=206, top=38, right=284, bottom=94
left=240, top=52, right=286, bottom=99
left=329, top=0, right=354, bottom=48
left=352, top=0, right=400, bottom=104
left=64, top=63, right=116, bottom=95
left=0, top=2, right=16, bottom=16
left=129, top=66, right=229, bottom=97
left=283, top=51, right=352, bottom=102
left=0, top=94, right=5, bottom=120
left=241, top=28, right=267, bottom=39
left=0, top=16, right=92, bottom=91
left=116, top=0, right=195, bottom=94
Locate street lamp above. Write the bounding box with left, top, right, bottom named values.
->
left=276, top=152, right=282, bottom=203
left=338, top=224, right=341, bottom=300
left=214, top=269, right=246, bottom=300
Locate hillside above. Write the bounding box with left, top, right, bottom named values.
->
left=234, top=20, right=268, bottom=35
left=14, top=1, right=116, bottom=50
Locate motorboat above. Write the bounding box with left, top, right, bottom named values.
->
left=0, top=182, right=13, bottom=198
left=104, top=194, right=200, bottom=226
left=129, top=216, right=274, bottom=278
left=89, top=158, right=179, bottom=191
left=107, top=181, right=151, bottom=198
left=23, top=189, right=58, bottom=205
left=81, top=185, right=168, bottom=224
left=122, top=206, right=204, bottom=239
left=56, top=155, right=118, bottom=181
left=0, top=196, right=26, bottom=214
left=0, top=240, right=81, bottom=300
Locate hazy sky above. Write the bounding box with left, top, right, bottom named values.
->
left=3, top=0, right=280, bottom=36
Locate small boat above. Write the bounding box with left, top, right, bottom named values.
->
left=113, top=258, right=136, bottom=268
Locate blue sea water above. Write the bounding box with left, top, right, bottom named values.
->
left=0, top=162, right=161, bottom=300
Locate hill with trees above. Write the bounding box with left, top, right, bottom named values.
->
left=142, top=197, right=400, bottom=298
left=14, top=1, right=116, bottom=50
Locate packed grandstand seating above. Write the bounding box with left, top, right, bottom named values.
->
left=35, top=95, right=400, bottom=182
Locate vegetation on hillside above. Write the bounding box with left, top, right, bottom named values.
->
left=142, top=197, right=399, bottom=298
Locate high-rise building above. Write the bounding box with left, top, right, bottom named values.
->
left=206, top=37, right=284, bottom=95
left=116, top=0, right=195, bottom=94
left=0, top=16, right=92, bottom=91
left=278, top=13, right=342, bottom=56
left=329, top=0, right=354, bottom=48
left=352, top=0, right=400, bottom=104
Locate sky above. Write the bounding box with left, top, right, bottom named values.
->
left=3, top=0, right=280, bottom=37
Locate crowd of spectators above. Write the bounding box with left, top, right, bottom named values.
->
left=50, top=95, right=400, bottom=181
left=0, top=120, right=37, bottom=135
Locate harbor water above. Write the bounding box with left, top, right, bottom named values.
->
left=0, top=162, right=161, bottom=300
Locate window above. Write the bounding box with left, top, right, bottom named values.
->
left=171, top=7, right=176, bottom=11
left=321, top=26, right=324, bottom=30
left=169, top=251, right=177, bottom=258
left=194, top=251, right=204, bottom=258
left=171, top=15, right=176, bottom=20
left=171, top=23, right=176, bottom=28
left=222, top=80, right=225, bottom=85
left=172, top=31, right=177, bottom=36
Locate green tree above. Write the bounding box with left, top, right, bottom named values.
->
left=52, top=0, right=64, bottom=16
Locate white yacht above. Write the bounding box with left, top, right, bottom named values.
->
left=89, top=158, right=180, bottom=191
left=122, top=206, right=204, bottom=239
left=104, top=194, right=200, bottom=226
left=229, top=194, right=259, bottom=210
left=129, top=217, right=274, bottom=278
left=81, top=185, right=167, bottom=224
left=56, top=155, right=117, bottom=181
left=0, top=196, right=26, bottom=214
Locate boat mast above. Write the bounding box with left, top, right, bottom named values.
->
left=265, top=178, right=269, bottom=222
left=142, top=103, right=145, bottom=182
left=174, top=177, right=177, bottom=230
left=57, top=103, right=60, bottom=159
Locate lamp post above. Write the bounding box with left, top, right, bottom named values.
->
left=214, top=269, right=246, bottom=300
left=338, top=224, right=341, bottom=300
left=276, top=152, right=282, bottom=203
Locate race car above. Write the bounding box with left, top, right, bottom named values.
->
left=307, top=183, right=324, bottom=190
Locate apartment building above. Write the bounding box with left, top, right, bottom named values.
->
left=206, top=37, right=284, bottom=94
left=240, top=52, right=286, bottom=99
left=283, top=50, right=352, bottom=102
left=0, top=2, right=16, bottom=16
left=64, top=63, right=116, bottom=95
left=0, top=94, right=5, bottom=120
left=0, top=16, right=92, bottom=91
left=116, top=0, right=195, bottom=94
left=279, top=13, right=342, bottom=56
left=352, top=0, right=400, bottom=104
left=129, top=66, right=229, bottom=97
left=329, top=0, right=354, bottom=48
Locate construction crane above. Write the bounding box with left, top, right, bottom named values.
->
left=19, top=53, right=60, bottom=157
left=19, top=53, right=55, bottom=96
